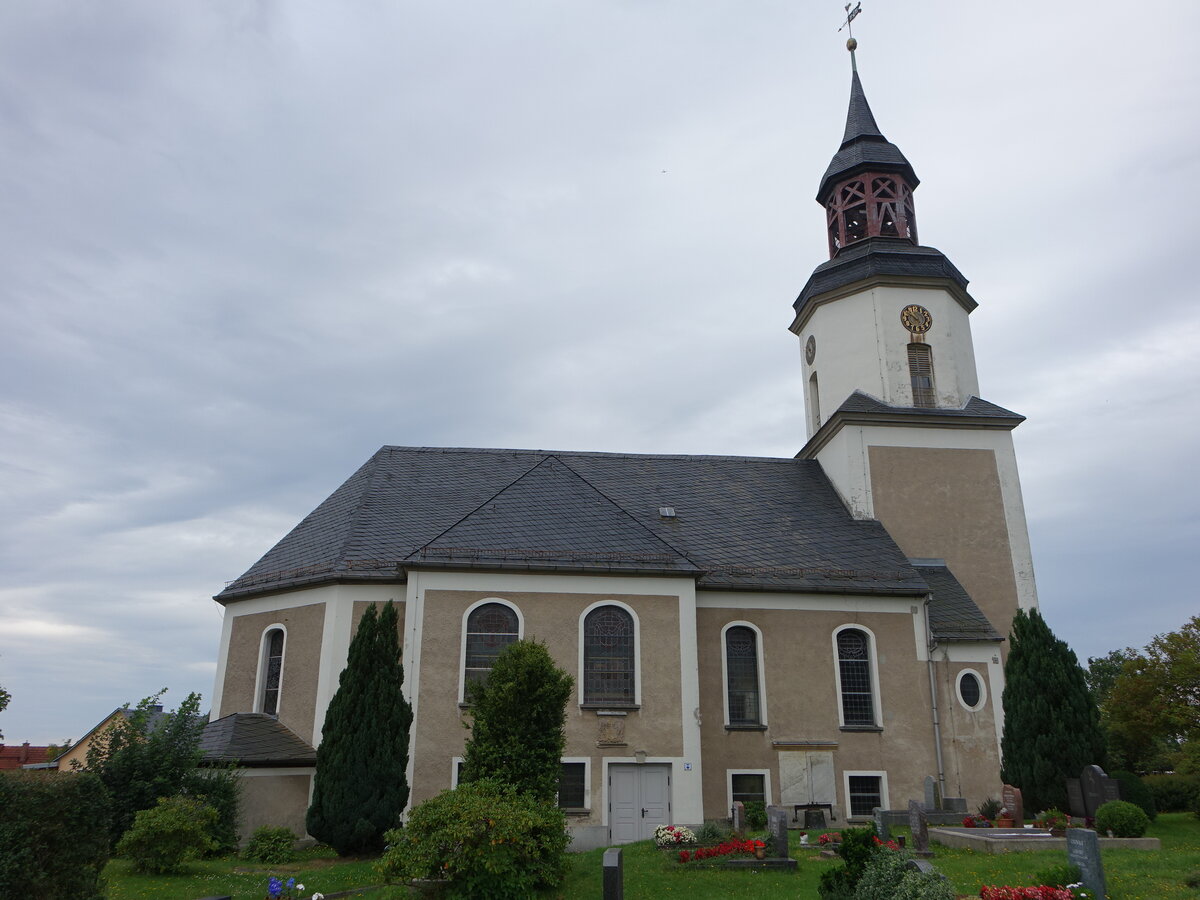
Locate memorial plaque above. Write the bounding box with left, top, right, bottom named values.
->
left=1066, top=778, right=1086, bottom=818
left=908, top=800, right=930, bottom=853
left=1067, top=829, right=1107, bottom=897
left=768, top=807, right=789, bottom=859
left=1001, top=784, right=1024, bottom=825
left=872, top=806, right=889, bottom=840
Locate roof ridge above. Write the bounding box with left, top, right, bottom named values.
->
left=376, top=445, right=808, bottom=465
left=333, top=449, right=388, bottom=573
left=550, top=455, right=700, bottom=569
left=403, top=455, right=549, bottom=561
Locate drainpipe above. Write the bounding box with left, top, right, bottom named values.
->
left=924, top=594, right=947, bottom=799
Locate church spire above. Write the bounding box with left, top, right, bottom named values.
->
left=818, top=38, right=920, bottom=257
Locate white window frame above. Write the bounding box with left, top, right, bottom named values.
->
left=577, top=600, right=642, bottom=707
left=451, top=755, right=464, bottom=788
left=253, top=624, right=288, bottom=715
left=842, top=770, right=889, bottom=821
left=720, top=621, right=768, bottom=728
left=955, top=667, right=987, bottom=711
left=726, top=768, right=773, bottom=814
left=559, top=757, right=591, bottom=811
left=831, top=624, right=883, bottom=728
left=458, top=598, right=524, bottom=704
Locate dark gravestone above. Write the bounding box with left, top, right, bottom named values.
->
left=768, top=807, right=789, bottom=859
left=731, top=800, right=745, bottom=832
left=904, top=858, right=942, bottom=878
left=1001, top=784, right=1024, bottom=825
left=872, top=806, right=890, bottom=840
left=908, top=800, right=931, bottom=855
left=603, top=847, right=623, bottom=900
left=943, top=797, right=967, bottom=814
left=1081, top=765, right=1111, bottom=818
left=1066, top=828, right=1107, bottom=897
left=1066, top=778, right=1086, bottom=818
left=1102, top=779, right=1121, bottom=805
left=923, top=776, right=938, bottom=811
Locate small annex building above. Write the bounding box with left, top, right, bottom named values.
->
left=209, top=46, right=1039, bottom=848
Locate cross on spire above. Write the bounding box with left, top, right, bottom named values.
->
left=839, top=2, right=861, bottom=37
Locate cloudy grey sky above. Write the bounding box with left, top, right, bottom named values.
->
left=2, top=1, right=1198, bottom=744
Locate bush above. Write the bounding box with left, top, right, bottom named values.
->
left=242, top=825, right=298, bottom=864
left=892, top=868, right=955, bottom=900
left=1094, top=799, right=1149, bottom=838
left=818, top=826, right=877, bottom=900
left=695, top=820, right=733, bottom=842
left=854, top=848, right=910, bottom=900
left=115, top=795, right=218, bottom=874
left=1109, top=769, right=1157, bottom=821
left=1032, top=863, right=1081, bottom=887
left=190, top=766, right=242, bottom=854
left=376, top=780, right=570, bottom=899
left=1143, top=773, right=1200, bottom=812
left=0, top=770, right=111, bottom=900
left=978, top=797, right=1002, bottom=820
left=745, top=800, right=767, bottom=830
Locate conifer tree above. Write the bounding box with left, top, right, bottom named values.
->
left=1000, top=608, right=1106, bottom=813
left=460, top=640, right=573, bottom=802
left=307, top=601, right=413, bottom=855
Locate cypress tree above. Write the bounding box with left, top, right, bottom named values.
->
left=1000, top=608, right=1106, bottom=813
left=307, top=601, right=413, bottom=855
left=460, top=640, right=573, bottom=802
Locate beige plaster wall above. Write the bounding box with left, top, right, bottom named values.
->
left=220, top=603, right=325, bottom=744
left=236, top=772, right=313, bottom=842
left=696, top=604, right=996, bottom=821
left=410, top=588, right=683, bottom=825
left=936, top=659, right=1003, bottom=803
left=868, top=446, right=1018, bottom=640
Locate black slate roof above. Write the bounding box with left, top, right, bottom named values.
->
left=832, top=391, right=1024, bottom=423
left=217, top=447, right=930, bottom=601
left=200, top=713, right=316, bottom=767
left=913, top=562, right=1004, bottom=643
left=818, top=70, right=919, bottom=202
left=794, top=237, right=972, bottom=315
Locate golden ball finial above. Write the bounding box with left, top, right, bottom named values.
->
left=846, top=37, right=857, bottom=52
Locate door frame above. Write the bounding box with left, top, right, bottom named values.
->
left=606, top=761, right=674, bottom=844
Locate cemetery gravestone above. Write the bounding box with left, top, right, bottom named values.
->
left=1080, top=765, right=1113, bottom=818
left=1066, top=829, right=1107, bottom=898
left=768, top=807, right=789, bottom=859
left=923, top=776, right=938, bottom=811
left=603, top=848, right=623, bottom=900
left=731, top=801, right=745, bottom=833
left=1066, top=778, right=1086, bottom=819
left=873, top=806, right=890, bottom=840
left=1001, top=784, right=1024, bottom=825
left=943, top=797, right=967, bottom=814
left=908, top=800, right=932, bottom=856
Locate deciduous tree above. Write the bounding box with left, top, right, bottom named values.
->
left=1000, top=608, right=1106, bottom=812
left=307, top=601, right=413, bottom=855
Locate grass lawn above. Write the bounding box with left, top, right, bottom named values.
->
left=103, top=845, right=382, bottom=900
left=102, top=814, right=1200, bottom=899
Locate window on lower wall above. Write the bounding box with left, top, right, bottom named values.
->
left=557, top=762, right=586, bottom=810
left=846, top=774, right=883, bottom=818
left=258, top=627, right=285, bottom=716
left=836, top=628, right=877, bottom=726
left=731, top=772, right=766, bottom=807
left=583, top=605, right=635, bottom=704
left=725, top=625, right=763, bottom=726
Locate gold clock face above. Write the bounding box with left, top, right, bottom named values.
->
left=805, top=335, right=816, bottom=365
left=900, top=304, right=933, bottom=334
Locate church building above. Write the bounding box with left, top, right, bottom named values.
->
left=207, top=40, right=1038, bottom=849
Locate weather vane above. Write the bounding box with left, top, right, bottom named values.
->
left=839, top=2, right=862, bottom=70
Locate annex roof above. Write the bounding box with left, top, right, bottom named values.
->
left=199, top=713, right=316, bottom=767
left=912, top=562, right=1005, bottom=643
left=217, top=447, right=930, bottom=601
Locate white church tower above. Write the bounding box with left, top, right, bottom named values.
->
left=793, top=38, right=1039, bottom=638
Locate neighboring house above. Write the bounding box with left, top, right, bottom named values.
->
left=209, top=54, right=1038, bottom=849
left=51, top=705, right=170, bottom=772
left=0, top=743, right=49, bottom=771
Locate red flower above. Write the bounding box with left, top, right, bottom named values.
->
left=679, top=850, right=689, bottom=862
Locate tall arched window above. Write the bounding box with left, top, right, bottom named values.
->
left=725, top=625, right=762, bottom=726
left=836, top=629, right=876, bottom=726
left=583, top=606, right=635, bottom=704
left=259, top=628, right=285, bottom=716
left=808, top=372, right=822, bottom=431
left=464, top=603, right=519, bottom=692
left=907, top=342, right=936, bottom=407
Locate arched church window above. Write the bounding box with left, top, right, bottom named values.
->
left=836, top=628, right=876, bottom=726
left=907, top=342, right=936, bottom=407
left=808, top=372, right=821, bottom=431
left=464, top=602, right=519, bottom=692
left=583, top=605, right=635, bottom=704
left=725, top=625, right=762, bottom=726
left=259, top=627, right=285, bottom=716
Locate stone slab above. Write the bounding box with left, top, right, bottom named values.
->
left=603, top=847, right=623, bottom=900
left=722, top=858, right=798, bottom=870
left=1067, top=828, right=1107, bottom=898
left=928, top=827, right=1161, bottom=855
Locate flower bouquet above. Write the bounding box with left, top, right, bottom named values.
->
left=654, top=824, right=697, bottom=848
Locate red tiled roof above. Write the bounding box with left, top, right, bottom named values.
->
left=0, top=743, right=50, bottom=769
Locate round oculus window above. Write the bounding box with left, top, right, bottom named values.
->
left=958, top=671, right=982, bottom=709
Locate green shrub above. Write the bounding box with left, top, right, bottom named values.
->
left=242, top=825, right=298, bottom=864
left=1143, top=773, right=1200, bottom=812
left=818, top=826, right=877, bottom=900
left=376, top=780, right=569, bottom=899
left=1033, top=863, right=1081, bottom=887
left=853, top=848, right=910, bottom=900
left=745, top=800, right=767, bottom=830
left=695, top=820, right=732, bottom=842
left=893, top=868, right=955, bottom=900
left=1094, top=799, right=1149, bottom=838
left=115, top=795, right=218, bottom=874
left=0, top=770, right=111, bottom=900
left=1109, top=770, right=1156, bottom=821
left=189, top=766, right=242, bottom=854
left=977, top=797, right=1002, bottom=820
left=818, top=866, right=859, bottom=900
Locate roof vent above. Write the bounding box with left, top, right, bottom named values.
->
left=659, top=507, right=676, bottom=518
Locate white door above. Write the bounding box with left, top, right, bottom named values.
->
left=609, top=764, right=672, bottom=843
